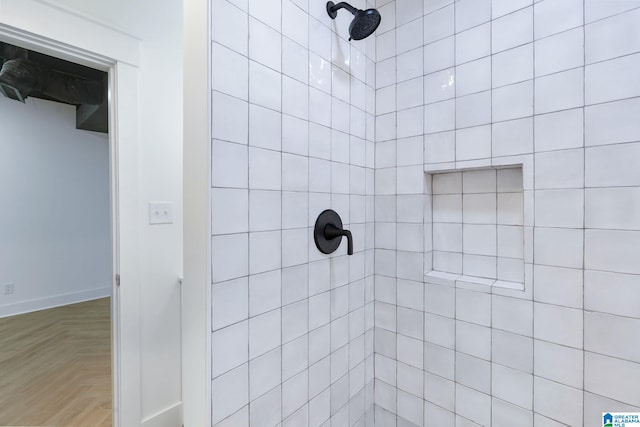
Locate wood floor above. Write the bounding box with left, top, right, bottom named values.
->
left=0, top=298, right=112, bottom=427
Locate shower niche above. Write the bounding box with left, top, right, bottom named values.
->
left=424, top=165, right=527, bottom=291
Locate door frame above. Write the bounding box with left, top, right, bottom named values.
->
left=182, top=0, right=212, bottom=424
left=0, top=2, right=141, bottom=425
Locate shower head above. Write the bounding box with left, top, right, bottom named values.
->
left=326, top=2, right=381, bottom=41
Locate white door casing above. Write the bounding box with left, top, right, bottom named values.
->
left=0, top=1, right=142, bottom=425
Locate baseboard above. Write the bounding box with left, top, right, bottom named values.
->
left=141, top=402, right=183, bottom=427
left=0, top=287, right=111, bottom=318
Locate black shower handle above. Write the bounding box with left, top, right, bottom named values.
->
left=314, top=209, right=354, bottom=256
left=324, top=224, right=354, bottom=255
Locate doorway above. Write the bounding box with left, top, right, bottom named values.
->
left=0, top=41, right=113, bottom=426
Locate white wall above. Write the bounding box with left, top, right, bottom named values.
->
left=1, top=0, right=185, bottom=423
left=208, top=0, right=378, bottom=424
left=374, top=0, right=640, bottom=426
left=0, top=95, right=110, bottom=317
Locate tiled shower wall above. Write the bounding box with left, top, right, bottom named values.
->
left=374, top=0, right=640, bottom=426
left=209, top=0, right=379, bottom=425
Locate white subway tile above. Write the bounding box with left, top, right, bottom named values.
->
left=424, top=372, right=455, bottom=411
left=498, top=192, right=524, bottom=226
left=425, top=313, right=456, bottom=349
left=282, top=370, right=308, bottom=419
left=534, top=108, right=584, bottom=152
left=535, top=68, right=584, bottom=115
left=584, top=393, right=640, bottom=427
left=249, top=386, right=281, bottom=426
left=424, top=37, right=456, bottom=74
left=492, top=7, right=534, bottom=53
left=212, top=0, right=249, bottom=55
left=456, top=384, right=491, bottom=426
left=456, top=321, right=491, bottom=360
left=586, top=187, right=640, bottom=230
left=497, top=225, right=524, bottom=259
left=492, top=364, right=533, bottom=410
left=533, top=377, right=583, bottom=426
left=534, top=189, right=583, bottom=229
left=397, top=19, right=424, bottom=55
left=534, top=302, right=583, bottom=348
left=249, top=18, right=281, bottom=71
left=456, top=57, right=491, bottom=97
left=397, top=362, right=424, bottom=398
left=492, top=80, right=534, bottom=122
left=535, top=339, right=584, bottom=389
left=456, top=352, right=491, bottom=393
left=213, top=277, right=249, bottom=330
left=212, top=233, right=249, bottom=283
left=463, top=194, right=497, bottom=224
left=586, top=98, right=640, bottom=147
left=493, top=330, right=533, bottom=373
left=456, top=91, right=492, bottom=128
left=585, top=0, right=640, bottom=23
left=492, top=0, right=533, bottom=19
left=493, top=295, right=533, bottom=337
left=282, top=38, right=308, bottom=85
left=249, top=269, right=281, bottom=317
left=212, top=364, right=249, bottom=424
left=492, top=398, right=534, bottom=427
left=463, top=254, right=497, bottom=279
left=586, top=53, right=640, bottom=105
left=424, top=5, right=455, bottom=44
left=585, top=229, right=640, bottom=275
left=493, top=44, right=534, bottom=88
left=425, top=68, right=456, bottom=104
left=425, top=341, right=455, bottom=379
left=534, top=27, right=584, bottom=76
left=212, top=321, right=249, bottom=377
left=212, top=92, right=249, bottom=144
left=455, top=0, right=491, bottom=32
left=534, top=228, right=584, bottom=269
left=586, top=142, right=640, bottom=188
left=585, top=270, right=640, bottom=319
left=249, top=61, right=281, bottom=110
left=463, top=225, right=497, bottom=257
left=535, top=149, right=584, bottom=189
left=492, top=118, right=534, bottom=157
left=585, top=352, right=640, bottom=406
left=533, top=265, right=583, bottom=309
left=212, top=43, right=249, bottom=100
left=586, top=8, right=640, bottom=64
left=455, top=23, right=491, bottom=65
left=586, top=312, right=640, bottom=363
left=534, top=0, right=583, bottom=39
left=212, top=189, right=248, bottom=234
left=454, top=125, right=490, bottom=161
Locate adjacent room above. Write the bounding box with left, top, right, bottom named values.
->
left=0, top=41, right=112, bottom=426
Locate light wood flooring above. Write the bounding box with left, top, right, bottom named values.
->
left=0, top=298, right=112, bottom=427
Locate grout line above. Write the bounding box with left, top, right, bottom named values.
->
left=582, top=0, right=587, bottom=413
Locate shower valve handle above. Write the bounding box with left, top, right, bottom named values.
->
left=314, top=209, right=354, bottom=256
left=324, top=224, right=353, bottom=256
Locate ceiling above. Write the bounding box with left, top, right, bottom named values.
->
left=0, top=41, right=108, bottom=133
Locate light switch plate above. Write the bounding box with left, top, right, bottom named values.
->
left=149, top=202, right=173, bottom=225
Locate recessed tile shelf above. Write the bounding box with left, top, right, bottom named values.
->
left=424, top=165, right=526, bottom=291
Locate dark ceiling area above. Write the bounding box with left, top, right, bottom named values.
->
left=0, top=41, right=108, bottom=133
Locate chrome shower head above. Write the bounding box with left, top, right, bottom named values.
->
left=326, top=1, right=382, bottom=41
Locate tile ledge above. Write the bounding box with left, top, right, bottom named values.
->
left=424, top=271, right=524, bottom=291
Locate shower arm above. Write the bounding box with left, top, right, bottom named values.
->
left=327, top=1, right=358, bottom=18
